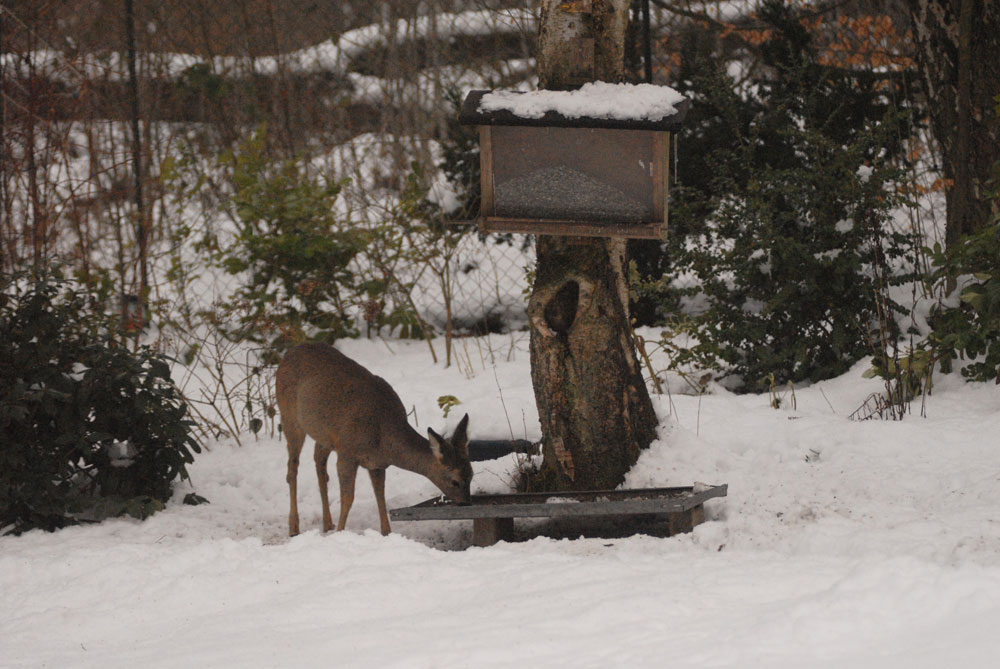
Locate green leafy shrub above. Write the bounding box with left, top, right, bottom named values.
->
left=892, top=97, right=1000, bottom=386
left=857, top=92, right=1000, bottom=406
left=0, top=266, right=202, bottom=534
left=212, top=129, right=454, bottom=354
left=208, top=125, right=491, bottom=361
left=926, top=214, right=1000, bottom=383
left=216, top=128, right=367, bottom=348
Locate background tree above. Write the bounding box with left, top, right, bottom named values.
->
left=907, top=0, right=1000, bottom=248
left=528, top=0, right=658, bottom=491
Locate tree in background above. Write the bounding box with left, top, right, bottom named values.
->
left=907, top=0, right=1000, bottom=249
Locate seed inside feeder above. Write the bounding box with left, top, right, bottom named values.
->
left=494, top=165, right=650, bottom=223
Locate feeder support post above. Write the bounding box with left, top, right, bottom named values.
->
left=528, top=0, right=659, bottom=491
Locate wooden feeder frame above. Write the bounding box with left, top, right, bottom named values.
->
left=459, top=89, right=690, bottom=240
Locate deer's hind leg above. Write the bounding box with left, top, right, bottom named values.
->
left=284, top=426, right=306, bottom=536
left=314, top=443, right=337, bottom=532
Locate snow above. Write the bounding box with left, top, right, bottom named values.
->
left=479, top=82, right=686, bottom=121
left=3, top=7, right=999, bottom=664
left=4, top=337, right=1000, bottom=667
left=0, top=8, right=535, bottom=83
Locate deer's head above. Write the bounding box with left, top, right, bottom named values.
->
left=427, top=413, right=473, bottom=503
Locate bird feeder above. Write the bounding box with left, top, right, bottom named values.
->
left=459, top=84, right=690, bottom=239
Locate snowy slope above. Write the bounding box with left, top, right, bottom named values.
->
left=0, top=9, right=535, bottom=82
left=3, top=334, right=1000, bottom=667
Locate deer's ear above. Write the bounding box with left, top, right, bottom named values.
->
left=451, top=414, right=470, bottom=459
left=427, top=428, right=446, bottom=462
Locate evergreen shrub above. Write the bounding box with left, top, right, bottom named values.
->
left=210, top=128, right=463, bottom=354
left=0, top=266, right=202, bottom=534
left=217, top=129, right=366, bottom=348
left=643, top=0, right=916, bottom=392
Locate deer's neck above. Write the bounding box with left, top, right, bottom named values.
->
left=386, top=421, right=435, bottom=477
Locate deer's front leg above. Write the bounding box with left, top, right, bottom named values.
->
left=368, top=468, right=391, bottom=535
left=335, top=456, right=359, bottom=532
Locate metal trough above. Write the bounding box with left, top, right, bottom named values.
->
left=390, top=484, right=727, bottom=547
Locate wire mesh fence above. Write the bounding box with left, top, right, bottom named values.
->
left=411, top=232, right=532, bottom=331
left=1, top=1, right=537, bottom=333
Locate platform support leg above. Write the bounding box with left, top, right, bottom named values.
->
left=668, top=504, right=705, bottom=535
left=472, top=517, right=514, bottom=546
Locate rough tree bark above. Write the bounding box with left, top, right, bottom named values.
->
left=529, top=0, right=658, bottom=491
left=908, top=0, right=1000, bottom=248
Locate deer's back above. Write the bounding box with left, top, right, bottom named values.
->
left=276, top=343, right=408, bottom=462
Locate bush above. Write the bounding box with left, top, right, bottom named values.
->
left=858, top=96, right=1000, bottom=405
left=210, top=128, right=454, bottom=354
left=645, top=0, right=915, bottom=392
left=926, top=212, right=1000, bottom=383
left=217, top=128, right=367, bottom=348
left=0, top=266, right=202, bottom=534
left=931, top=97, right=1000, bottom=383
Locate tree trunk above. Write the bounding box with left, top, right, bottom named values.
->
left=125, top=0, right=148, bottom=330
left=529, top=0, right=658, bottom=491
left=908, top=0, right=1000, bottom=247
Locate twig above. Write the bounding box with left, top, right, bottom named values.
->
left=493, top=366, right=516, bottom=442
left=634, top=332, right=665, bottom=395
left=818, top=386, right=837, bottom=414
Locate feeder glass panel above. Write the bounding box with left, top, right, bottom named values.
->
left=490, top=126, right=657, bottom=224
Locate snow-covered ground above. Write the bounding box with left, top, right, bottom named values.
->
left=3, top=333, right=1000, bottom=667
left=1, top=8, right=535, bottom=82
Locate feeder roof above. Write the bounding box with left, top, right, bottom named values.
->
left=460, top=83, right=690, bottom=131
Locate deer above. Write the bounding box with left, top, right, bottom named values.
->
left=275, top=342, right=473, bottom=536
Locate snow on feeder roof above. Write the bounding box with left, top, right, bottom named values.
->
left=461, top=83, right=689, bottom=130
left=459, top=85, right=690, bottom=239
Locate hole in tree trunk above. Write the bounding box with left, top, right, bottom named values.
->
left=544, top=280, right=580, bottom=336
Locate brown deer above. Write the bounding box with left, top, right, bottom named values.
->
left=276, top=342, right=473, bottom=536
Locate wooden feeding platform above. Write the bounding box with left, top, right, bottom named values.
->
left=459, top=84, right=690, bottom=240
left=389, top=484, right=727, bottom=547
